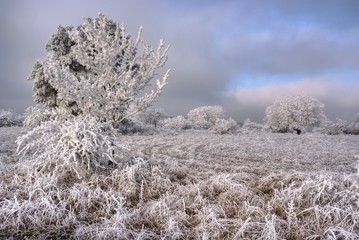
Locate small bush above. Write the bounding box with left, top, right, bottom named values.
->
left=346, top=113, right=359, bottom=135
left=16, top=118, right=128, bottom=179
left=241, top=118, right=263, bottom=133
left=211, top=118, right=237, bottom=134
left=187, top=106, right=225, bottom=130
left=159, top=116, right=191, bottom=130
left=117, top=119, right=157, bottom=135
left=314, top=118, right=348, bottom=135
left=0, top=109, right=23, bottom=127
left=135, top=108, right=168, bottom=128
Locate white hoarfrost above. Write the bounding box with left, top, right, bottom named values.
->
left=265, top=94, right=326, bottom=133
left=0, top=109, right=22, bottom=127
left=314, top=118, right=349, bottom=135
left=23, top=105, right=75, bottom=128
left=187, top=105, right=225, bottom=129
left=240, top=118, right=264, bottom=133
left=135, top=108, right=167, bottom=127
left=159, top=115, right=191, bottom=130
left=3, top=11, right=359, bottom=240
left=28, top=13, right=170, bottom=127
left=211, top=118, right=237, bottom=134
left=347, top=112, right=359, bottom=135
left=1, top=128, right=359, bottom=239
left=16, top=118, right=127, bottom=179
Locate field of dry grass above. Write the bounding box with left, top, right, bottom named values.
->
left=1, top=127, right=358, bottom=239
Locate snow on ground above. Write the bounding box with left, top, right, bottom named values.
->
left=0, top=127, right=26, bottom=165
left=120, top=130, right=359, bottom=178
left=0, top=127, right=358, bottom=239
left=2, top=127, right=357, bottom=177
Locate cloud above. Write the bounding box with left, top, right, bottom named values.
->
left=229, top=77, right=359, bottom=122
left=0, top=0, right=358, bottom=122
left=219, top=23, right=359, bottom=76
left=152, top=3, right=234, bottom=116
left=266, top=0, right=359, bottom=29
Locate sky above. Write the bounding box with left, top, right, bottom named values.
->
left=0, top=0, right=359, bottom=123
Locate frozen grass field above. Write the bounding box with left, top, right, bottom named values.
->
left=0, top=127, right=358, bottom=239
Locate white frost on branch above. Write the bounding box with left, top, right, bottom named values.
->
left=28, top=13, right=170, bottom=127
left=265, top=94, right=326, bottom=133
left=187, top=106, right=225, bottom=130
left=16, top=118, right=128, bottom=179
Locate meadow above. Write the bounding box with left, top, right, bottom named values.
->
left=0, top=126, right=358, bottom=239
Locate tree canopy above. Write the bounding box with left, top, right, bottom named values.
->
left=265, top=94, right=326, bottom=133
left=28, top=13, right=170, bottom=127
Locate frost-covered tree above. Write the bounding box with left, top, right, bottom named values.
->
left=313, top=118, right=348, bottom=135
left=346, top=113, right=359, bottom=135
left=159, top=115, right=191, bottom=130
left=265, top=95, right=325, bottom=134
left=187, top=106, right=225, bottom=129
left=28, top=13, right=170, bottom=127
left=0, top=109, right=23, bottom=127
left=135, top=108, right=167, bottom=127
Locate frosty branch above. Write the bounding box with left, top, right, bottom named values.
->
left=265, top=94, right=326, bottom=134
left=28, top=13, right=170, bottom=127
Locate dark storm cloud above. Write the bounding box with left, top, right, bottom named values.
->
left=0, top=0, right=358, bottom=122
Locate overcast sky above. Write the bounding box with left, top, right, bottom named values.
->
left=1, top=0, right=359, bottom=122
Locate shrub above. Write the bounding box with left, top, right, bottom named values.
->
left=135, top=108, right=167, bottom=128
left=117, top=119, right=157, bottom=135
left=187, top=106, right=225, bottom=130
left=0, top=109, right=22, bottom=127
left=211, top=118, right=237, bottom=134
left=314, top=118, right=348, bottom=135
left=241, top=118, right=263, bottom=133
left=346, top=113, right=359, bottom=135
left=16, top=118, right=128, bottom=179
left=159, top=115, right=191, bottom=130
